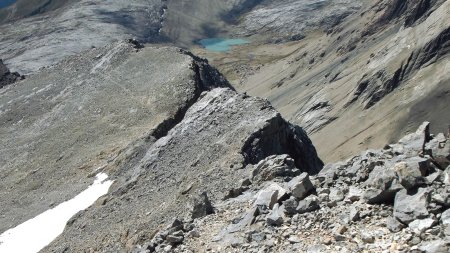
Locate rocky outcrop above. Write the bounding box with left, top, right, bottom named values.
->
left=141, top=122, right=449, bottom=253
left=41, top=86, right=323, bottom=252
left=0, top=59, right=23, bottom=89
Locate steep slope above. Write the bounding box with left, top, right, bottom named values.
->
left=223, top=0, right=450, bottom=162
left=42, top=87, right=323, bottom=252
left=0, top=40, right=231, bottom=234
left=120, top=123, right=449, bottom=253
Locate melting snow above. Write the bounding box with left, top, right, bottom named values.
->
left=0, top=173, right=113, bottom=253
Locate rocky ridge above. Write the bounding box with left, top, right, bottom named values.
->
left=126, top=122, right=450, bottom=253
left=42, top=86, right=323, bottom=252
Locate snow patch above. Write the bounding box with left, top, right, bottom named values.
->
left=0, top=173, right=113, bottom=253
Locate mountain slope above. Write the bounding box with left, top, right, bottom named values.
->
left=207, top=0, right=450, bottom=162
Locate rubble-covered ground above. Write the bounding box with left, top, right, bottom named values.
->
left=138, top=122, right=449, bottom=253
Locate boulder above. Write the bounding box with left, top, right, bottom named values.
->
left=418, top=240, right=449, bottom=253
left=363, top=165, right=402, bottom=204
left=329, top=188, right=345, bottom=202
left=255, top=183, right=287, bottom=209
left=0, top=59, right=24, bottom=89
left=288, top=173, right=315, bottom=200
left=296, top=196, right=320, bottom=214
left=386, top=216, right=406, bottom=232
left=252, top=155, right=300, bottom=182
left=408, top=218, right=436, bottom=234
left=393, top=188, right=430, bottom=224
left=283, top=196, right=299, bottom=215
left=394, top=159, right=427, bottom=190
left=441, top=209, right=450, bottom=226
left=266, top=203, right=284, bottom=226
left=191, top=192, right=215, bottom=219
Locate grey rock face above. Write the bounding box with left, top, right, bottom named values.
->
left=394, top=188, right=430, bottom=224
left=191, top=192, right=215, bottom=219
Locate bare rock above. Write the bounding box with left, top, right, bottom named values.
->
left=394, top=188, right=430, bottom=224
left=288, top=173, right=315, bottom=200
left=191, top=192, right=214, bottom=219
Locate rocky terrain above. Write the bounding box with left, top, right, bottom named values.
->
left=0, top=0, right=449, bottom=253
left=0, top=40, right=232, bottom=233
left=198, top=0, right=450, bottom=162
left=118, top=123, right=449, bottom=253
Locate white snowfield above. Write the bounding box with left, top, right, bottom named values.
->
left=0, top=173, right=113, bottom=253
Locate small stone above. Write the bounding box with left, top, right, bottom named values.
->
left=386, top=216, right=406, bottom=233
left=296, top=195, right=320, bottom=214
left=322, top=237, right=333, bottom=245
left=408, top=218, right=436, bottom=234
left=349, top=207, right=360, bottom=222
left=335, top=225, right=347, bottom=235
left=288, top=236, right=301, bottom=244
left=361, top=233, right=375, bottom=243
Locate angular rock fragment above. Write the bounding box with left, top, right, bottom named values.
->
left=288, top=173, right=315, bottom=200
left=252, top=154, right=300, bottom=182
left=394, top=188, right=430, bottom=224
left=191, top=192, right=215, bottom=219
left=296, top=196, right=320, bottom=214
left=255, top=183, right=288, bottom=209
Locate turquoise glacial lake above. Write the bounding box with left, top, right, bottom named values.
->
left=199, top=38, right=249, bottom=52
left=0, top=0, right=16, bottom=8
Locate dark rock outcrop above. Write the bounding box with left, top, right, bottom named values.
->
left=0, top=59, right=23, bottom=89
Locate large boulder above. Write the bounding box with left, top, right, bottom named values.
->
left=191, top=192, right=215, bottom=219
left=363, top=165, right=402, bottom=204
left=394, top=158, right=428, bottom=190
left=394, top=188, right=430, bottom=224
left=287, top=173, right=315, bottom=200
